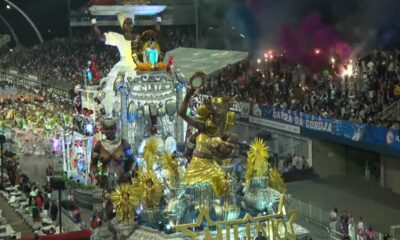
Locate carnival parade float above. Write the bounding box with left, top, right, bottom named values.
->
left=69, top=1, right=312, bottom=239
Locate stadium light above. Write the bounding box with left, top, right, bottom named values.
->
left=3, top=0, right=43, bottom=43
left=6, top=4, right=10, bottom=10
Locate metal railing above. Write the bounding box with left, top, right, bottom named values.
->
left=286, top=196, right=385, bottom=240
left=375, top=100, right=400, bottom=121
left=391, top=225, right=400, bottom=240
left=0, top=68, right=73, bottom=97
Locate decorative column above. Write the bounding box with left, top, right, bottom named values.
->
left=61, top=130, right=67, bottom=174
left=66, top=132, right=71, bottom=178
left=176, top=86, right=185, bottom=145
left=120, top=90, right=129, bottom=141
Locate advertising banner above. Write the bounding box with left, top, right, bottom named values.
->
left=259, top=106, right=400, bottom=151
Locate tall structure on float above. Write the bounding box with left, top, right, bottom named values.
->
left=81, top=1, right=182, bottom=153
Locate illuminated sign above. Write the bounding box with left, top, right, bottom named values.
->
left=130, top=82, right=174, bottom=93
left=175, top=195, right=297, bottom=240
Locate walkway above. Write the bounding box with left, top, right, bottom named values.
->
left=18, top=154, right=93, bottom=231
left=287, top=175, right=400, bottom=234
left=0, top=194, right=33, bottom=237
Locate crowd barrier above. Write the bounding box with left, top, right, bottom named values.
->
left=286, top=196, right=385, bottom=240
left=71, top=189, right=103, bottom=211
left=390, top=225, right=400, bottom=240
left=0, top=68, right=73, bottom=99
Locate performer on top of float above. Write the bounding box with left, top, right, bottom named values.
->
left=178, top=79, right=239, bottom=196
left=89, top=10, right=142, bottom=80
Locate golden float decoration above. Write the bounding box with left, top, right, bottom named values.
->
left=162, top=151, right=179, bottom=187
left=245, top=138, right=270, bottom=183
left=134, top=170, right=163, bottom=208
left=143, top=138, right=159, bottom=171
left=268, top=167, right=287, bottom=194
left=111, top=183, right=139, bottom=223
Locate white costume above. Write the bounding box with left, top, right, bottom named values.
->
left=100, top=13, right=138, bottom=116
left=349, top=222, right=355, bottom=239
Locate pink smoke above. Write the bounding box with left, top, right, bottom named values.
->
left=278, top=12, right=353, bottom=71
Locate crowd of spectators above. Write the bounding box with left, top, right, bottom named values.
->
left=2, top=26, right=400, bottom=131
left=330, top=208, right=379, bottom=240
left=0, top=26, right=194, bottom=87
left=203, top=50, right=400, bottom=129
left=0, top=35, right=118, bottom=86
left=0, top=81, right=74, bottom=146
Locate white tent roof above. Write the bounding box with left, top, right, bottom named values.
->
left=165, top=47, right=248, bottom=78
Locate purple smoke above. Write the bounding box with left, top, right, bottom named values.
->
left=278, top=12, right=353, bottom=70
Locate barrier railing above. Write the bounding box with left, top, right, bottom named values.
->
left=391, top=225, right=400, bottom=240
left=0, top=68, right=73, bottom=98
left=286, top=195, right=385, bottom=240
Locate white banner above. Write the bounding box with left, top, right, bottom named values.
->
left=249, top=116, right=301, bottom=134
left=9, top=69, right=18, bottom=75
left=231, top=101, right=250, bottom=119
left=28, top=74, right=38, bottom=80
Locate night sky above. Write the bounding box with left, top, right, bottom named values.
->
left=0, top=0, right=87, bottom=46
left=1, top=0, right=400, bottom=50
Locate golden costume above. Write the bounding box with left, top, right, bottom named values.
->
left=183, top=133, right=227, bottom=196
left=182, top=97, right=236, bottom=197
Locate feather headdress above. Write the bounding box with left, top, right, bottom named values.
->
left=245, top=138, right=270, bottom=183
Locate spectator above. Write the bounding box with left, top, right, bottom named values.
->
left=357, top=217, right=365, bottom=240
left=367, top=227, right=376, bottom=240
left=50, top=201, right=58, bottom=222
left=90, top=212, right=102, bottom=240
left=43, top=196, right=50, bottom=212
left=73, top=208, right=81, bottom=223
left=46, top=164, right=53, bottom=182
left=301, top=156, right=309, bottom=170
left=43, top=183, right=52, bottom=199
left=348, top=215, right=356, bottom=240
left=340, top=211, right=349, bottom=236
left=35, top=191, right=44, bottom=212
left=330, top=207, right=338, bottom=232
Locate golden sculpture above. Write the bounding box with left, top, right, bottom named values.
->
left=162, top=152, right=179, bottom=187
left=245, top=138, right=270, bottom=183
left=143, top=137, right=159, bottom=171
left=268, top=167, right=287, bottom=194
left=178, top=83, right=238, bottom=197
left=111, top=183, right=139, bottom=223
left=134, top=170, right=163, bottom=208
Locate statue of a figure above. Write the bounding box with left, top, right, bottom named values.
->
left=91, top=11, right=143, bottom=73
left=178, top=88, right=239, bottom=196
left=89, top=11, right=142, bottom=116
left=90, top=117, right=137, bottom=189
left=89, top=11, right=163, bottom=115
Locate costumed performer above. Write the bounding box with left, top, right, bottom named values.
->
left=90, top=117, right=137, bottom=189
left=178, top=86, right=238, bottom=197
left=90, top=10, right=142, bottom=115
